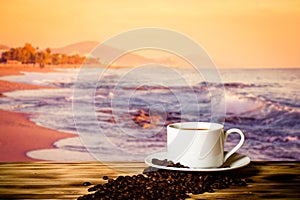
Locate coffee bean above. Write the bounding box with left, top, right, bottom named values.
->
left=245, top=178, right=254, bottom=183
left=83, top=182, right=92, bottom=186
left=107, top=178, right=114, bottom=184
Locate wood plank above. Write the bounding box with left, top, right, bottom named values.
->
left=0, top=162, right=299, bottom=199
left=195, top=162, right=300, bottom=200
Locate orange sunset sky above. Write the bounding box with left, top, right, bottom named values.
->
left=0, top=0, right=299, bottom=68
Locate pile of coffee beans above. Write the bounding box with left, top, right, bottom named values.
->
left=77, top=159, right=249, bottom=200
left=152, top=158, right=189, bottom=168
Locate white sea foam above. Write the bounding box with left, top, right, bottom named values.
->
left=225, top=92, right=264, bottom=115
left=27, top=149, right=96, bottom=161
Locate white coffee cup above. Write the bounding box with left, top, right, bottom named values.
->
left=167, top=122, right=245, bottom=168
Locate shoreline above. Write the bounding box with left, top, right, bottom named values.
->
left=0, top=64, right=77, bottom=161
left=0, top=109, right=76, bottom=161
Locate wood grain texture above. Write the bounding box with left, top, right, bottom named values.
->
left=0, top=162, right=299, bottom=199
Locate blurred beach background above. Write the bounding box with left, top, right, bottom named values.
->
left=0, top=0, right=299, bottom=162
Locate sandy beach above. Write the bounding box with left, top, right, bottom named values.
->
left=0, top=64, right=77, bottom=161
left=0, top=64, right=55, bottom=94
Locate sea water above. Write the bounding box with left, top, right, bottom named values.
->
left=0, top=67, right=299, bottom=161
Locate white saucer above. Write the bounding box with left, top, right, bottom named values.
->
left=145, top=152, right=251, bottom=172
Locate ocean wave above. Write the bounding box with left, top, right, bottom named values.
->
left=224, top=82, right=273, bottom=89
left=1, top=68, right=299, bottom=161
left=225, top=91, right=299, bottom=128
left=54, top=137, right=89, bottom=152
left=267, top=135, right=299, bottom=143
left=196, top=81, right=271, bottom=89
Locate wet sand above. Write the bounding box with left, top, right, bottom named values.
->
left=0, top=109, right=76, bottom=161
left=0, top=64, right=77, bottom=161
left=0, top=65, right=55, bottom=94
left=0, top=63, right=82, bottom=92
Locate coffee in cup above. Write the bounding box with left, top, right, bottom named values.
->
left=167, top=122, right=245, bottom=168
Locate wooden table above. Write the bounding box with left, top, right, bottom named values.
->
left=0, top=162, right=299, bottom=199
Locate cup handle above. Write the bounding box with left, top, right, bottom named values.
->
left=224, top=128, right=245, bottom=162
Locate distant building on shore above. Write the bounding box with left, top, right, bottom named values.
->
left=5, top=60, right=22, bottom=65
